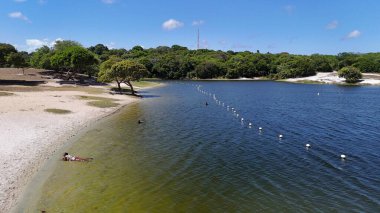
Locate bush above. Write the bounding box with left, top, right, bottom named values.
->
left=338, top=66, right=362, bottom=83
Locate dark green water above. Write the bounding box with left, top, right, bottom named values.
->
left=18, top=81, right=380, bottom=212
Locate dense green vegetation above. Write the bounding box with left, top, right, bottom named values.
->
left=1, top=41, right=379, bottom=81
left=338, top=66, right=363, bottom=83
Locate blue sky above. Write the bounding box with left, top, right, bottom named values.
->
left=1, top=0, right=379, bottom=54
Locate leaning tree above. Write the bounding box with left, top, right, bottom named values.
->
left=98, top=59, right=147, bottom=95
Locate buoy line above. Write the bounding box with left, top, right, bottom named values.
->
left=194, top=84, right=348, bottom=161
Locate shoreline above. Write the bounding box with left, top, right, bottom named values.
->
left=280, top=72, right=380, bottom=86
left=13, top=101, right=138, bottom=212
left=0, top=80, right=160, bottom=213
left=187, top=72, right=380, bottom=86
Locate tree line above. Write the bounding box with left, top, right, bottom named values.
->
left=2, top=41, right=378, bottom=82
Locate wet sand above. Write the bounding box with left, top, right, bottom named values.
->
left=0, top=81, right=141, bottom=212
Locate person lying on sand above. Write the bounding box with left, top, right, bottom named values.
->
left=63, top=152, right=93, bottom=162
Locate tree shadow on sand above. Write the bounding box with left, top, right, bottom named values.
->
left=0, top=80, right=45, bottom=86
left=109, top=87, right=160, bottom=98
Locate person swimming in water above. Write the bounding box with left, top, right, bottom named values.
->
left=63, top=152, right=93, bottom=162
left=205, top=102, right=209, bottom=106
left=138, top=120, right=144, bottom=124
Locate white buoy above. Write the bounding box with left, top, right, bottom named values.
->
left=341, top=154, right=346, bottom=159
left=236, top=114, right=239, bottom=117
left=317, top=92, right=320, bottom=96
left=249, top=123, right=252, bottom=126
left=259, top=127, right=262, bottom=130
left=279, top=134, right=283, bottom=138
left=241, top=118, right=244, bottom=121
left=306, top=144, right=311, bottom=148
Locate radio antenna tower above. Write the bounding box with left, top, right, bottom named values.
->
left=197, top=28, right=200, bottom=50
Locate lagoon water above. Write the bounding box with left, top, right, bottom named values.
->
left=19, top=81, right=380, bottom=212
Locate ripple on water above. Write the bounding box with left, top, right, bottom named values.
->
left=18, top=81, right=380, bottom=212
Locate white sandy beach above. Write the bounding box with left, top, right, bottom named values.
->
left=284, top=71, right=380, bottom=85
left=0, top=81, right=140, bottom=212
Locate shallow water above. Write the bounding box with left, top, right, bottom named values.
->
left=19, top=81, right=380, bottom=212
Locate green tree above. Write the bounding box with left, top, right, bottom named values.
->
left=275, top=56, right=315, bottom=79
left=225, top=69, right=240, bottom=79
left=108, top=48, right=128, bottom=57
left=338, top=66, right=362, bottom=83
left=6, top=52, right=29, bottom=74
left=137, top=57, right=154, bottom=76
left=354, top=54, right=380, bottom=73
left=98, top=60, right=147, bottom=95
left=151, top=55, right=181, bottom=79
left=88, top=44, right=109, bottom=56
left=310, top=54, right=333, bottom=72
left=51, top=46, right=99, bottom=80
left=98, top=56, right=122, bottom=81
left=171, top=45, right=188, bottom=52
left=53, top=40, right=82, bottom=52
left=195, top=61, right=224, bottom=79
left=0, top=43, right=17, bottom=67
left=337, top=52, right=358, bottom=69
left=30, top=46, right=53, bottom=69
left=123, top=46, right=147, bottom=59
left=227, top=54, right=257, bottom=78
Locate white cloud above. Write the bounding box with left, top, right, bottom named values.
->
left=102, top=0, right=116, bottom=4
left=14, top=0, right=27, bottom=2
left=25, top=38, right=63, bottom=51
left=38, top=0, right=47, bottom=4
left=345, top=30, right=361, bottom=40
left=326, top=20, right=338, bottom=30
left=192, top=20, right=205, bottom=26
left=162, top=19, right=184, bottom=30
left=106, top=42, right=116, bottom=49
left=26, top=39, right=47, bottom=48
left=284, top=5, right=295, bottom=14
left=9, top=12, right=30, bottom=22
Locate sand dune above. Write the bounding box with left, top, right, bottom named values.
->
left=284, top=71, right=380, bottom=85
